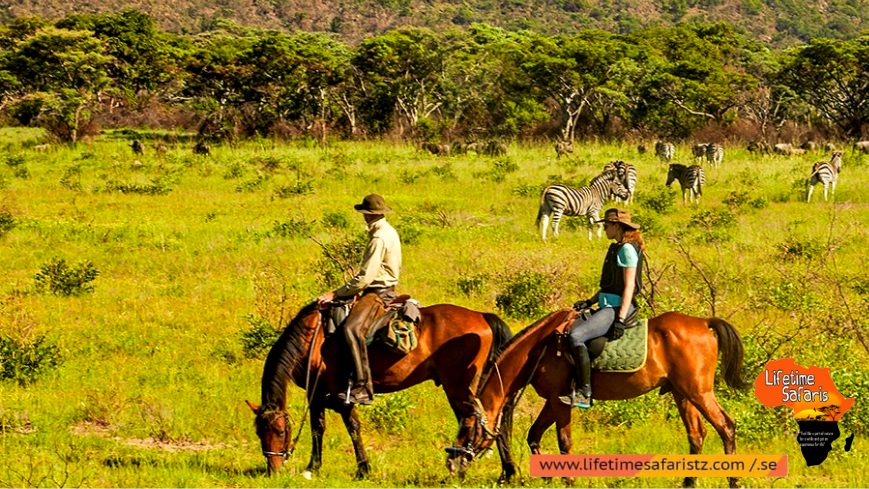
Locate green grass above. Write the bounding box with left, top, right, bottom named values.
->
left=1, top=134, right=867, bottom=487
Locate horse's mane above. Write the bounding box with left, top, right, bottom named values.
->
left=478, top=310, right=567, bottom=390
left=260, top=301, right=320, bottom=409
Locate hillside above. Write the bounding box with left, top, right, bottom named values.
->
left=0, top=0, right=866, bottom=46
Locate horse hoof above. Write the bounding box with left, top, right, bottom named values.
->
left=302, top=470, right=313, bottom=480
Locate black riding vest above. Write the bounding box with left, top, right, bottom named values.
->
left=599, top=242, right=643, bottom=302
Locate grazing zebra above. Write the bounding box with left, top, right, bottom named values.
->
left=536, top=175, right=629, bottom=241
left=705, top=143, right=724, bottom=167
left=637, top=144, right=647, bottom=155
left=555, top=140, right=574, bottom=159
left=807, top=151, right=843, bottom=202
left=193, top=141, right=211, bottom=156
left=131, top=139, right=144, bottom=155
left=666, top=164, right=705, bottom=204
left=616, top=161, right=638, bottom=204
left=692, top=143, right=707, bottom=161
left=654, top=141, right=675, bottom=162
left=856, top=141, right=869, bottom=154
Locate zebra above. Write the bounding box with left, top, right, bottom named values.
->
left=666, top=164, right=705, bottom=204
left=692, top=143, right=708, bottom=161
left=536, top=175, right=629, bottom=241
left=654, top=141, right=674, bottom=162
left=807, top=151, right=843, bottom=202
left=596, top=160, right=637, bottom=204
left=131, top=139, right=144, bottom=155
left=705, top=143, right=724, bottom=167
left=856, top=141, right=869, bottom=154
left=555, top=140, right=573, bottom=159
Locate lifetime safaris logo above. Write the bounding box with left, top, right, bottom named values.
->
left=754, top=358, right=856, bottom=466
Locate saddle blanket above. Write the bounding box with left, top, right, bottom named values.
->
left=591, top=319, right=648, bottom=372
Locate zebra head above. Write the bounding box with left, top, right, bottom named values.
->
left=666, top=164, right=686, bottom=187
left=609, top=178, right=630, bottom=200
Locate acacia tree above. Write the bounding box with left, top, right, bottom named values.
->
left=353, top=27, right=447, bottom=138
left=2, top=26, right=110, bottom=143
left=780, top=36, right=869, bottom=138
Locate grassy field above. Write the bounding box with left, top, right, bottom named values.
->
left=1, top=127, right=867, bottom=488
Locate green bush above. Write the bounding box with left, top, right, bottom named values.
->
left=496, top=271, right=554, bottom=320
left=239, top=314, right=281, bottom=359
left=0, top=334, right=63, bottom=385
left=34, top=258, right=99, bottom=296
left=362, top=391, right=414, bottom=434
left=271, top=218, right=313, bottom=238
left=322, top=212, right=352, bottom=230
left=457, top=273, right=488, bottom=297
left=223, top=162, right=246, bottom=179
left=637, top=186, right=676, bottom=214
left=0, top=211, right=16, bottom=237
left=274, top=180, right=314, bottom=198
left=778, top=236, right=824, bottom=261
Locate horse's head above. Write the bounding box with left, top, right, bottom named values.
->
left=247, top=400, right=294, bottom=475
left=445, top=399, right=497, bottom=478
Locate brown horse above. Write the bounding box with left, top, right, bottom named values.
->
left=447, top=309, right=749, bottom=488
left=246, top=293, right=519, bottom=481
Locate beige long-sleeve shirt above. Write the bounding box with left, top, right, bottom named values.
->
left=335, top=217, right=401, bottom=297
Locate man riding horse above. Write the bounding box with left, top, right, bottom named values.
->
left=316, top=193, right=401, bottom=405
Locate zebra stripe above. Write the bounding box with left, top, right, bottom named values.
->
left=666, top=164, right=705, bottom=204
left=655, top=141, right=675, bottom=162
left=807, top=151, right=843, bottom=202
left=536, top=176, right=628, bottom=240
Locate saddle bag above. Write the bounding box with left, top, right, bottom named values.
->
left=380, top=299, right=421, bottom=354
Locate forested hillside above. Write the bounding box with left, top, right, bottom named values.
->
left=0, top=8, right=867, bottom=144
left=0, top=0, right=867, bottom=47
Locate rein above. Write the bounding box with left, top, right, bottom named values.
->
left=460, top=309, right=578, bottom=459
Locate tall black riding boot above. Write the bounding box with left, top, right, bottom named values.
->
left=559, top=343, right=592, bottom=408
left=341, top=324, right=373, bottom=405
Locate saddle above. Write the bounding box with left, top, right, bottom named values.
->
left=557, top=308, right=649, bottom=372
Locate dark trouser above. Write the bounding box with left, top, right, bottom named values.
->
left=342, top=287, right=396, bottom=397
left=566, top=305, right=635, bottom=398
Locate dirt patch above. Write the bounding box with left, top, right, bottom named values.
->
left=70, top=421, right=229, bottom=452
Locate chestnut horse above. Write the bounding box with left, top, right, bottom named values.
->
left=447, top=309, right=749, bottom=488
left=246, top=294, right=518, bottom=481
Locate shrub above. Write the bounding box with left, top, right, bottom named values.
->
left=271, top=218, right=313, bottom=238
left=322, top=212, right=352, bottom=230
left=457, top=273, right=488, bottom=297
left=0, top=334, right=63, bottom=385
left=637, top=186, right=676, bottom=214
left=239, top=314, right=280, bottom=359
left=431, top=162, right=457, bottom=181
left=3, top=154, right=26, bottom=168
left=512, top=182, right=546, bottom=197
left=0, top=211, right=16, bottom=237
left=778, top=236, right=824, bottom=261
left=274, top=180, right=314, bottom=198
left=496, top=271, right=555, bottom=320
left=59, top=165, right=83, bottom=192
left=362, top=391, right=414, bottom=434
left=223, top=162, right=246, bottom=179
left=34, top=258, right=99, bottom=296
left=317, top=233, right=369, bottom=288
left=235, top=174, right=269, bottom=192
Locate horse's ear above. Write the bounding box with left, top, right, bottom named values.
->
left=245, top=400, right=260, bottom=413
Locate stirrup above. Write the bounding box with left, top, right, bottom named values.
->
left=558, top=390, right=592, bottom=408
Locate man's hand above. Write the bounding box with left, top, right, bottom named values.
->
left=607, top=318, right=626, bottom=340
left=573, top=299, right=592, bottom=311
left=317, top=291, right=337, bottom=306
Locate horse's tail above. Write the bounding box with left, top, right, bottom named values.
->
left=483, top=313, right=513, bottom=365
left=709, top=317, right=751, bottom=390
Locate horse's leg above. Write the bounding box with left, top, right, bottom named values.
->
left=338, top=404, right=370, bottom=479
left=673, top=392, right=707, bottom=488
left=551, top=401, right=575, bottom=487
left=303, top=399, right=327, bottom=480
left=689, top=391, right=739, bottom=488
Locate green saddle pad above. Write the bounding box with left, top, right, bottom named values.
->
left=591, top=319, right=648, bottom=372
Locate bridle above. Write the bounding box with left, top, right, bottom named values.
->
left=445, top=398, right=498, bottom=462
left=261, top=410, right=293, bottom=460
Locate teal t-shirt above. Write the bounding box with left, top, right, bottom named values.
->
left=598, top=243, right=639, bottom=308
